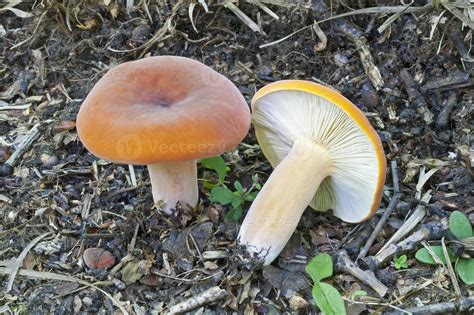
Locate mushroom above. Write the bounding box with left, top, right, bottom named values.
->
left=77, top=56, right=250, bottom=214
left=238, top=80, right=386, bottom=265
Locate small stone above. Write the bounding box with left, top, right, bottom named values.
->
left=82, top=296, right=93, bottom=307
left=0, top=146, right=10, bottom=163
left=204, top=261, right=219, bottom=270
left=361, top=81, right=379, bottom=109
left=289, top=295, right=309, bottom=311
left=83, top=248, right=115, bottom=269
left=53, top=120, right=76, bottom=132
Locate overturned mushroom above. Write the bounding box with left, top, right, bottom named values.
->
left=239, top=80, right=386, bottom=265
left=77, top=56, right=250, bottom=214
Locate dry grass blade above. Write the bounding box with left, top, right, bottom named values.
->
left=0, top=267, right=129, bottom=314
left=250, top=0, right=279, bottom=20
left=376, top=192, right=431, bottom=255
left=377, top=0, right=414, bottom=33
left=441, top=1, right=474, bottom=29
left=259, top=4, right=432, bottom=48
left=0, top=0, right=33, bottom=18
left=421, top=241, right=445, bottom=266
left=225, top=2, right=262, bottom=33
left=6, top=232, right=52, bottom=292
left=10, top=10, right=48, bottom=49
left=441, top=237, right=461, bottom=296
left=107, top=0, right=183, bottom=55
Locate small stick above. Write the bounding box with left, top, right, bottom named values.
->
left=334, top=19, right=384, bottom=90
left=400, top=69, right=434, bottom=124
left=436, top=91, right=457, bottom=129
left=334, top=250, right=388, bottom=297
left=421, top=72, right=470, bottom=92
left=1, top=123, right=41, bottom=175
left=357, top=160, right=400, bottom=260
left=385, top=296, right=474, bottom=315
left=166, top=286, right=228, bottom=314
left=365, top=219, right=448, bottom=268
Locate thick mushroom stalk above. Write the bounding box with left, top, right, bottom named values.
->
left=238, top=137, right=331, bottom=265
left=148, top=160, right=198, bottom=214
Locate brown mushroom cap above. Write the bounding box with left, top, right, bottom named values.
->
left=76, top=56, right=250, bottom=164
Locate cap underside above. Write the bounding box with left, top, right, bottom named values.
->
left=252, top=87, right=385, bottom=223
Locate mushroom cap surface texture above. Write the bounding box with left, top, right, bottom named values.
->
left=77, top=56, right=250, bottom=164
left=251, top=80, right=386, bottom=223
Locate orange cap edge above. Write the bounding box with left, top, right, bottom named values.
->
left=251, top=80, right=387, bottom=223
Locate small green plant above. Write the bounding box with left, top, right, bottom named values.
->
left=202, top=156, right=261, bottom=221
left=415, top=210, right=474, bottom=285
left=305, top=253, right=346, bottom=315
left=393, top=255, right=408, bottom=269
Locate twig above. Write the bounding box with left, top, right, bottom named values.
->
left=384, top=296, right=474, bottom=315
left=333, top=18, right=384, bottom=90
left=81, top=193, right=93, bottom=219
left=0, top=266, right=128, bottom=314
left=6, top=232, right=52, bottom=292
left=364, top=218, right=448, bottom=269
left=166, top=286, right=228, bottom=314
left=436, top=91, right=457, bottom=129
left=357, top=161, right=400, bottom=260
left=335, top=250, right=388, bottom=297
left=400, top=69, right=434, bottom=124
left=421, top=72, right=470, bottom=92
left=1, top=123, right=41, bottom=175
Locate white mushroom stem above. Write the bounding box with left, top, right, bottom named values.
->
left=238, top=137, right=332, bottom=265
left=148, top=160, right=198, bottom=214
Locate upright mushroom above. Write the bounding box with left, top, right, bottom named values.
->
left=238, top=80, right=386, bottom=265
left=77, top=56, right=250, bottom=214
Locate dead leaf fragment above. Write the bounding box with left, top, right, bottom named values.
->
left=289, top=295, right=309, bottom=311
left=83, top=248, right=115, bottom=269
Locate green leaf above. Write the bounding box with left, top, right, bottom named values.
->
left=415, top=246, right=455, bottom=265
left=449, top=211, right=473, bottom=240
left=210, top=187, right=239, bottom=205
left=350, top=290, right=367, bottom=300
left=456, top=258, right=474, bottom=285
left=201, top=156, right=227, bottom=183
left=233, top=181, right=244, bottom=193
left=231, top=198, right=242, bottom=209
left=394, top=255, right=408, bottom=269
left=226, top=206, right=243, bottom=221
left=243, top=193, right=257, bottom=202
left=312, top=282, right=346, bottom=315
left=306, top=253, right=333, bottom=283
left=202, top=181, right=217, bottom=189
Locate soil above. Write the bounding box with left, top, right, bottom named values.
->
left=0, top=1, right=473, bottom=314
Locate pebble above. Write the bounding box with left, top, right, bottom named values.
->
left=83, top=248, right=115, bottom=269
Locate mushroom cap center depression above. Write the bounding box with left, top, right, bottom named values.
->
left=76, top=56, right=251, bottom=164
